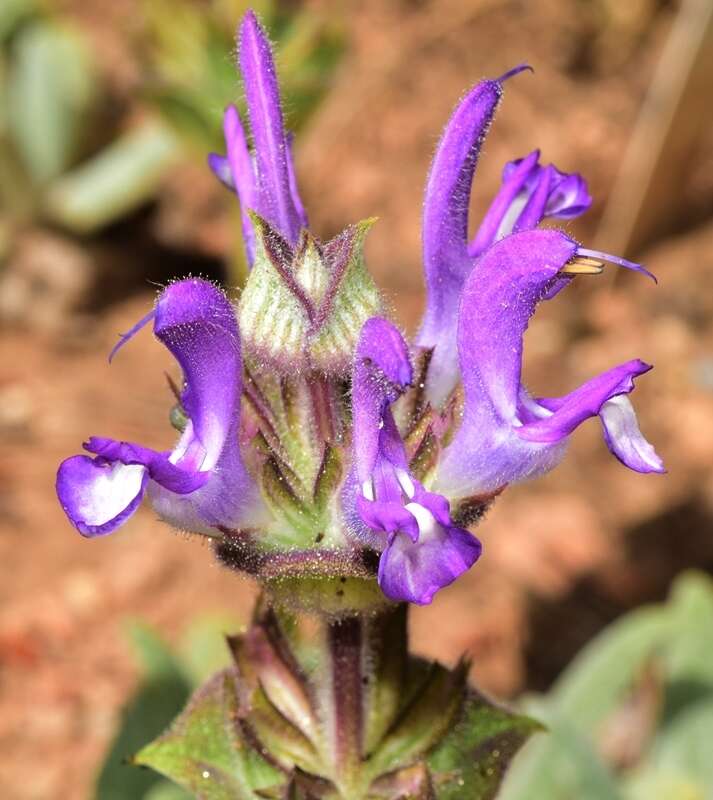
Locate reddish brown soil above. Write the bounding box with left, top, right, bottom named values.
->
left=2, top=1, right=712, bottom=798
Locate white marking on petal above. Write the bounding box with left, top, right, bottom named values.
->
left=361, top=479, right=375, bottom=501
left=395, top=468, right=416, bottom=499
left=78, top=463, right=146, bottom=526
left=404, top=502, right=443, bottom=543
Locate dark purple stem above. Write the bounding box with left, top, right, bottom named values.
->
left=328, top=616, right=363, bottom=786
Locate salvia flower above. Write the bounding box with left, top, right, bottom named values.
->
left=57, top=9, right=664, bottom=606
left=56, top=279, right=263, bottom=537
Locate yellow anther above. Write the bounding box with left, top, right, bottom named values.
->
left=559, top=256, right=605, bottom=276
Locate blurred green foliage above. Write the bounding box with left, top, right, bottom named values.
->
left=138, top=0, right=344, bottom=154
left=96, top=614, right=242, bottom=800
left=0, top=0, right=180, bottom=239
left=1, top=0, right=342, bottom=251
left=500, top=571, right=713, bottom=800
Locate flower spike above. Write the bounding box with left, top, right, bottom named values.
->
left=56, top=279, right=263, bottom=537
left=58, top=13, right=665, bottom=616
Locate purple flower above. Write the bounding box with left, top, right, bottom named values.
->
left=417, top=70, right=592, bottom=406
left=349, top=318, right=481, bottom=604
left=435, top=229, right=664, bottom=499
left=56, top=279, right=262, bottom=537
left=209, top=10, right=308, bottom=264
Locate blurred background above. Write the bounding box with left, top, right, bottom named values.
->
left=1, top=0, right=712, bottom=797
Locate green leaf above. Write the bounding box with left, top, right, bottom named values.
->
left=0, top=0, right=36, bottom=41
left=664, top=571, right=713, bottom=685
left=426, top=689, right=542, bottom=800
left=95, top=623, right=192, bottom=800
left=135, top=669, right=283, bottom=799
left=624, top=693, right=713, bottom=800
left=44, top=121, right=180, bottom=233
left=498, top=700, right=621, bottom=800
left=549, top=604, right=671, bottom=731
left=7, top=19, right=95, bottom=183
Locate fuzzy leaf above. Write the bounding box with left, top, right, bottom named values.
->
left=135, top=669, right=283, bottom=799
left=427, top=691, right=542, bottom=800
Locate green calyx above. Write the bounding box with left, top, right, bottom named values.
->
left=238, top=213, right=382, bottom=376
left=135, top=596, right=540, bottom=799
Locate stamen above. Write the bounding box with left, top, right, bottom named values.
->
left=361, top=479, right=375, bottom=502
left=559, top=256, right=605, bottom=276
left=576, top=247, right=657, bottom=283
left=109, top=308, right=156, bottom=363
left=497, top=63, right=534, bottom=84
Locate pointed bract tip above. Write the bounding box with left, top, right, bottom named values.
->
left=577, top=247, right=657, bottom=283
left=497, top=63, right=534, bottom=84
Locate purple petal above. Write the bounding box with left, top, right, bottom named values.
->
left=512, top=164, right=555, bottom=232
left=207, top=152, right=235, bottom=190
left=154, top=279, right=241, bottom=472
left=599, top=395, right=665, bottom=473
left=417, top=70, right=534, bottom=407
left=356, top=495, right=420, bottom=542
left=223, top=104, right=259, bottom=264
left=468, top=150, right=541, bottom=259
left=418, top=78, right=503, bottom=356
left=56, top=456, right=148, bottom=537
left=546, top=169, right=591, bottom=218
left=437, top=231, right=661, bottom=496
left=239, top=10, right=302, bottom=245
left=469, top=156, right=591, bottom=258
left=83, top=436, right=207, bottom=493
left=518, top=360, right=653, bottom=443
left=457, top=230, right=578, bottom=423
left=378, top=509, right=482, bottom=605
left=351, top=317, right=412, bottom=483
